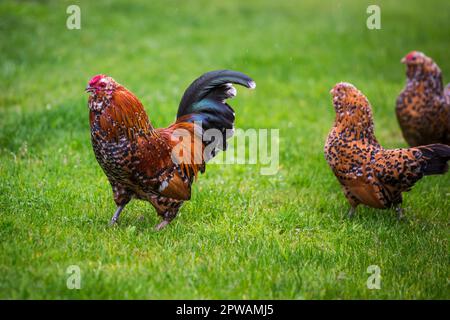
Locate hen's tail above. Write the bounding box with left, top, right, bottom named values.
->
left=417, top=144, right=450, bottom=175
left=176, top=70, right=255, bottom=157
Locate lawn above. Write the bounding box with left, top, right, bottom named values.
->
left=0, top=0, right=449, bottom=299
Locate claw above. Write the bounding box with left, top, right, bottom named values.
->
left=109, top=216, right=119, bottom=227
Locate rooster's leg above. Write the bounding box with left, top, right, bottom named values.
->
left=154, top=209, right=179, bottom=231
left=109, top=204, right=126, bottom=226
left=152, top=201, right=183, bottom=231
left=155, top=220, right=170, bottom=231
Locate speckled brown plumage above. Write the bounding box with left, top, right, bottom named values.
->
left=86, top=71, right=255, bottom=230
left=396, top=51, right=450, bottom=146
left=325, top=82, right=450, bottom=218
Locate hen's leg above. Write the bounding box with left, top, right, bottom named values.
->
left=343, top=187, right=358, bottom=218
left=395, top=206, right=405, bottom=221
left=348, top=206, right=356, bottom=218
left=393, top=195, right=404, bottom=221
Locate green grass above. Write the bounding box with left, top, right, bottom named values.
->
left=0, top=0, right=449, bottom=299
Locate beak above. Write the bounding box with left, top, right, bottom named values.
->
left=400, top=57, right=407, bottom=64
left=85, top=85, right=94, bottom=93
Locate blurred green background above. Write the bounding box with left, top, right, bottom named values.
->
left=0, top=0, right=449, bottom=299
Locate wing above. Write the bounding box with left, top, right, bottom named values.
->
left=374, top=148, right=426, bottom=192
left=129, top=122, right=205, bottom=201
left=325, top=136, right=389, bottom=208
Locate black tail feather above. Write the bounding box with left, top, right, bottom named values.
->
left=176, top=70, right=255, bottom=156
left=417, top=143, right=450, bottom=175
left=177, top=70, right=255, bottom=119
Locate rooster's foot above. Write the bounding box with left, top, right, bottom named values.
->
left=154, top=220, right=170, bottom=231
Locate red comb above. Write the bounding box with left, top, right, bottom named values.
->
left=405, top=51, right=417, bottom=61
left=88, top=74, right=105, bottom=86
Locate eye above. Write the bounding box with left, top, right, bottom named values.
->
left=99, top=82, right=106, bottom=87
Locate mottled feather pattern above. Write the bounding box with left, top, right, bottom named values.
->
left=87, top=71, right=255, bottom=229
left=90, top=89, right=199, bottom=223
left=445, top=84, right=450, bottom=105
left=396, top=51, right=450, bottom=146
left=325, top=82, right=450, bottom=213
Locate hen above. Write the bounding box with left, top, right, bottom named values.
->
left=325, top=82, right=450, bottom=218
left=396, top=51, right=450, bottom=146
left=86, top=70, right=255, bottom=230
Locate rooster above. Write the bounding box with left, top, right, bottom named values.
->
left=396, top=51, right=450, bottom=146
left=85, top=70, right=255, bottom=230
left=325, top=82, right=450, bottom=219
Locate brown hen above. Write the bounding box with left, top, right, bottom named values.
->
left=325, top=82, right=450, bottom=218
left=396, top=51, right=450, bottom=146
left=86, top=71, right=255, bottom=230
